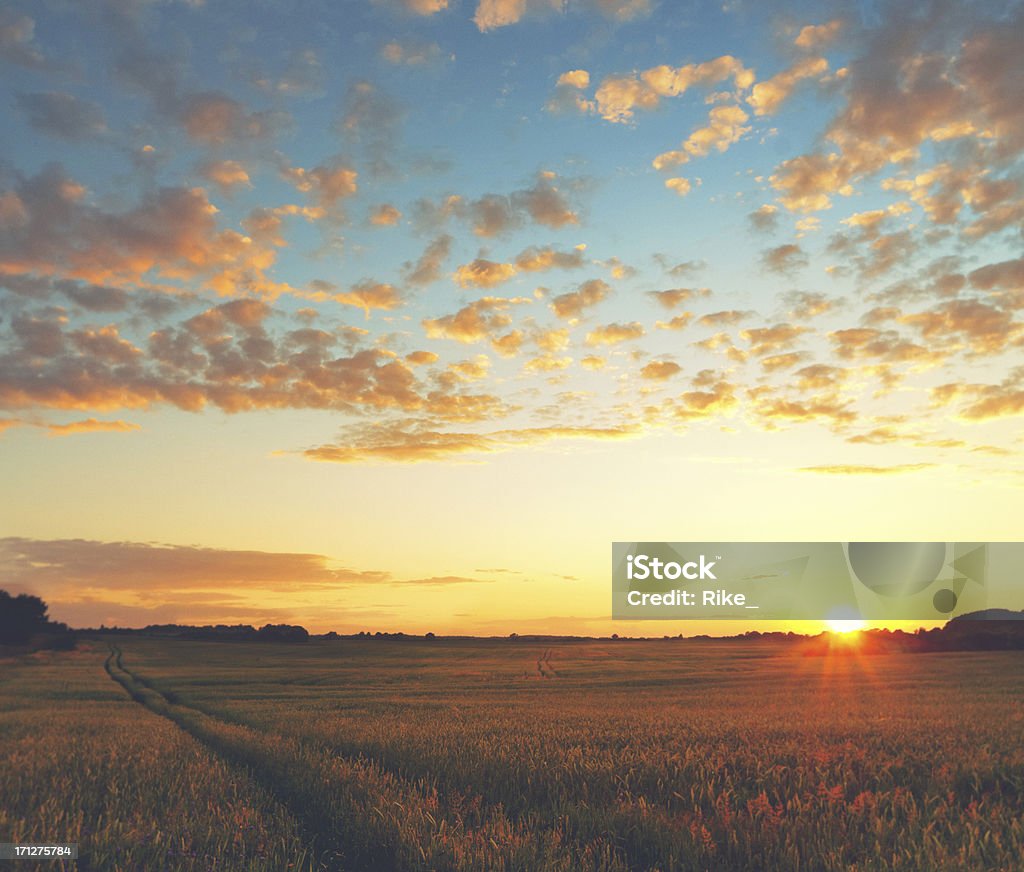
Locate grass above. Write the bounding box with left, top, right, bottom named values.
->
left=2, top=637, right=1023, bottom=870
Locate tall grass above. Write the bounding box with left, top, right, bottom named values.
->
left=0, top=644, right=319, bottom=871
left=4, top=638, right=1023, bottom=870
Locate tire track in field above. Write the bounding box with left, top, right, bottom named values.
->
left=103, top=646, right=356, bottom=871
left=535, top=648, right=559, bottom=679
left=104, top=647, right=657, bottom=872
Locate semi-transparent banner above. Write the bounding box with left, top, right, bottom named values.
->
left=612, top=542, right=1022, bottom=620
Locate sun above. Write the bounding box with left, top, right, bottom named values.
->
left=826, top=619, right=867, bottom=634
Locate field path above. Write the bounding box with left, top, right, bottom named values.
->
left=104, top=646, right=359, bottom=870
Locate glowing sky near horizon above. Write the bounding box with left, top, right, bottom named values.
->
left=1, top=0, right=1023, bottom=634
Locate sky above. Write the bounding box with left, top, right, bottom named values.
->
left=1, top=0, right=1022, bottom=635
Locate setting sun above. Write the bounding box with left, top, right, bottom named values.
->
left=826, top=619, right=867, bottom=635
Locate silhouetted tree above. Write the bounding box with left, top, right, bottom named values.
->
left=0, top=590, right=74, bottom=649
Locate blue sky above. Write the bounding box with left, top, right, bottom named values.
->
left=1, top=0, right=1023, bottom=632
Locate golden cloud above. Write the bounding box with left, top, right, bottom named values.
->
left=652, top=105, right=750, bottom=169
left=594, top=56, right=754, bottom=123
left=304, top=421, right=638, bottom=463
left=640, top=360, right=681, bottom=380
left=585, top=321, right=644, bottom=346
left=550, top=278, right=611, bottom=320
left=747, top=56, right=828, bottom=117
left=799, top=463, right=936, bottom=475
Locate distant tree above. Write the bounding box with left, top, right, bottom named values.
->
left=256, top=624, right=309, bottom=643
left=0, top=590, right=74, bottom=649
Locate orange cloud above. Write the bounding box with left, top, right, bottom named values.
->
left=652, top=105, right=750, bottom=169
left=0, top=166, right=285, bottom=294
left=698, top=310, right=754, bottom=327
left=799, top=463, right=936, bottom=475
left=794, top=20, right=844, bottom=50
left=550, top=278, right=611, bottom=320
left=179, top=92, right=286, bottom=145
left=422, top=297, right=531, bottom=353
left=304, top=421, right=638, bottom=463
left=454, top=258, right=519, bottom=289
left=585, top=322, right=644, bottom=346
left=199, top=159, right=252, bottom=192
left=368, top=204, right=402, bottom=226
left=740, top=323, right=810, bottom=356
left=747, top=56, right=829, bottom=116
left=640, top=360, right=681, bottom=380
left=404, top=235, right=453, bottom=287
left=333, top=281, right=403, bottom=316
left=380, top=39, right=443, bottom=66
left=46, top=418, right=140, bottom=436
left=474, top=0, right=649, bottom=32
left=593, top=56, right=754, bottom=123
left=760, top=243, right=808, bottom=275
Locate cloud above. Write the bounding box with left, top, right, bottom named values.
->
left=515, top=244, right=587, bottom=272
left=784, top=291, right=837, bottom=320
left=378, top=0, right=450, bottom=15
left=760, top=243, right=809, bottom=275
left=739, top=323, right=810, bottom=355
left=422, top=297, right=531, bottom=351
left=652, top=105, right=750, bottom=169
left=303, top=421, right=638, bottom=463
left=453, top=244, right=586, bottom=288
left=512, top=172, right=579, bottom=230
left=404, top=234, right=453, bottom=286
left=747, top=56, right=829, bottom=117
left=0, top=302, right=458, bottom=416
left=454, top=258, right=519, bottom=289
left=557, top=70, right=590, bottom=89
left=16, top=92, right=107, bottom=141
left=412, top=175, right=579, bottom=237
left=45, top=418, right=141, bottom=436
left=799, top=463, right=936, bottom=475
left=760, top=352, right=807, bottom=372
left=380, top=39, right=443, bottom=66
left=640, top=360, right=681, bottom=380
left=593, top=56, right=754, bottom=123
left=0, top=10, right=46, bottom=68
left=279, top=157, right=358, bottom=214
left=938, top=369, right=1024, bottom=421
left=585, top=322, right=644, bottom=346
left=405, top=350, right=439, bottom=366
left=0, top=165, right=285, bottom=294
left=653, top=255, right=706, bottom=278
left=672, top=374, right=738, bottom=420
left=698, top=310, right=753, bottom=327
left=333, top=281, right=403, bottom=316
left=547, top=69, right=595, bottom=114
left=828, top=327, right=943, bottom=366
left=794, top=20, right=844, bottom=51
left=770, top=152, right=855, bottom=212
left=180, top=92, right=287, bottom=145
left=0, top=537, right=390, bottom=595
left=664, top=177, right=692, bottom=196
left=338, top=80, right=402, bottom=146
left=748, top=204, right=779, bottom=232
left=198, top=159, right=252, bottom=192
left=369, top=204, right=402, bottom=227
left=770, top=5, right=1024, bottom=213
left=655, top=314, right=693, bottom=331
left=647, top=287, right=707, bottom=310
left=474, top=0, right=650, bottom=32
left=550, top=278, right=611, bottom=320
left=899, top=298, right=1019, bottom=356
